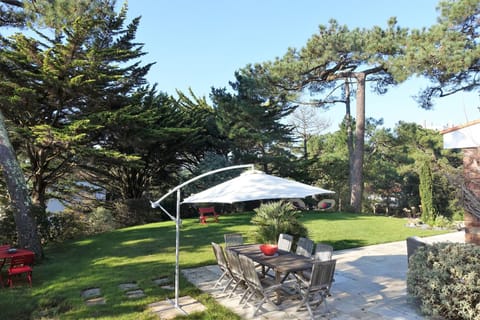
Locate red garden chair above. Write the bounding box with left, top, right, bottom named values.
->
left=6, top=254, right=34, bottom=288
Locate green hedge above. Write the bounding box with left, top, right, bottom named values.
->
left=407, top=242, right=480, bottom=320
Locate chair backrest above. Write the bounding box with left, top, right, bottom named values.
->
left=289, top=198, right=307, bottom=210
left=296, top=237, right=314, bottom=257
left=198, top=207, right=216, bottom=215
left=224, top=233, right=244, bottom=247
left=238, top=254, right=262, bottom=289
left=317, top=199, right=336, bottom=210
left=314, top=243, right=333, bottom=261
left=224, top=247, right=243, bottom=278
left=309, top=259, right=336, bottom=291
left=406, top=236, right=427, bottom=265
left=10, top=254, right=34, bottom=269
left=211, top=242, right=228, bottom=270
left=277, top=233, right=293, bottom=252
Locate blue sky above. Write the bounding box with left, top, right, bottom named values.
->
left=125, top=0, right=479, bottom=131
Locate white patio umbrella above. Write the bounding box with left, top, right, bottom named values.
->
left=183, top=169, right=334, bottom=204
left=150, top=165, right=334, bottom=315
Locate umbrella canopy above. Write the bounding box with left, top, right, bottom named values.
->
left=183, top=170, right=334, bottom=204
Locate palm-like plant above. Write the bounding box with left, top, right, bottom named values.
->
left=251, top=201, right=308, bottom=244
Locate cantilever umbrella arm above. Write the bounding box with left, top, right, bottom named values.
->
left=150, top=164, right=254, bottom=313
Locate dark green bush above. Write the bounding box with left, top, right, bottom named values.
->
left=113, top=198, right=162, bottom=227
left=407, top=242, right=480, bottom=320
left=44, top=210, right=87, bottom=242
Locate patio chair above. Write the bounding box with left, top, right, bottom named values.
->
left=211, top=242, right=233, bottom=290
left=296, top=237, right=314, bottom=258
left=313, top=243, right=333, bottom=262
left=294, top=259, right=336, bottom=319
left=406, top=236, right=427, bottom=266
left=289, top=198, right=308, bottom=210
left=238, top=254, right=287, bottom=317
left=6, top=254, right=34, bottom=288
left=299, top=243, right=334, bottom=282
left=224, top=233, right=244, bottom=247
left=198, top=206, right=219, bottom=224
left=277, top=233, right=293, bottom=252
left=223, top=248, right=247, bottom=298
left=317, top=199, right=335, bottom=211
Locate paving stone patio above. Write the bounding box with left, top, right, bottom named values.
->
left=181, top=231, right=465, bottom=320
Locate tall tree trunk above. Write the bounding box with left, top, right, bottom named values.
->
left=0, top=110, right=42, bottom=258
left=344, top=79, right=354, bottom=205
left=350, top=73, right=366, bottom=212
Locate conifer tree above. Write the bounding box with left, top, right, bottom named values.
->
left=397, top=0, right=480, bottom=109
left=256, top=19, right=409, bottom=212
left=0, top=0, right=152, bottom=248
left=0, top=0, right=43, bottom=256
left=419, top=160, right=435, bottom=224
left=211, top=70, right=297, bottom=176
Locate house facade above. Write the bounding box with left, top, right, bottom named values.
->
left=442, top=119, right=480, bottom=245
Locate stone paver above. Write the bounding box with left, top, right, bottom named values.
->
left=85, top=297, right=106, bottom=306
left=81, top=287, right=101, bottom=299
left=81, top=287, right=106, bottom=306
left=149, top=296, right=206, bottom=319
left=125, top=289, right=146, bottom=299
left=119, top=282, right=139, bottom=291
left=182, top=231, right=465, bottom=319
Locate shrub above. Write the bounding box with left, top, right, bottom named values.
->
left=86, top=206, right=116, bottom=234
left=44, top=210, right=87, bottom=242
left=251, top=200, right=308, bottom=244
left=113, top=198, right=161, bottom=227
left=407, top=242, right=480, bottom=320
left=0, top=207, right=17, bottom=245
left=432, top=215, right=453, bottom=229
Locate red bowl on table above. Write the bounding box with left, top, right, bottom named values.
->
left=260, top=244, right=278, bottom=256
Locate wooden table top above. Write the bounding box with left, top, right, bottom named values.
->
left=228, top=244, right=312, bottom=274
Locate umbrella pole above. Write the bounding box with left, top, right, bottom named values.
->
left=165, top=189, right=187, bottom=315
left=175, top=188, right=181, bottom=308
left=151, top=164, right=255, bottom=315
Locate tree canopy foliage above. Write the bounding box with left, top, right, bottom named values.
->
left=397, top=0, right=480, bottom=109
left=0, top=0, right=478, bottom=248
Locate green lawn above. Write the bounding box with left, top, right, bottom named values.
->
left=0, top=211, right=452, bottom=319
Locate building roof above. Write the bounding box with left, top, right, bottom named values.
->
left=441, top=119, right=480, bottom=149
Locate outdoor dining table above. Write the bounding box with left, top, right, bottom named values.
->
left=228, top=243, right=313, bottom=303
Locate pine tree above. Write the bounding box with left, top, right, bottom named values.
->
left=419, top=160, right=435, bottom=224
left=255, top=19, right=409, bottom=212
